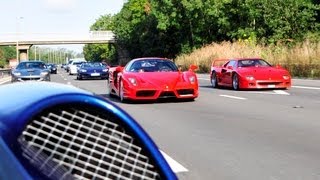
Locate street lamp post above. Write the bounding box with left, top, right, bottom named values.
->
left=16, top=16, right=23, bottom=63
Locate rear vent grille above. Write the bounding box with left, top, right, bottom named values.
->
left=18, top=104, right=160, bottom=180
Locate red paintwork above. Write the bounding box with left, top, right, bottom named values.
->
left=210, top=58, right=292, bottom=90
left=108, top=57, right=198, bottom=101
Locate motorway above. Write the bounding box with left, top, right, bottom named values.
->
left=1, top=70, right=320, bottom=180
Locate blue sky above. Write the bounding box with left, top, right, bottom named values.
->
left=0, top=0, right=124, bottom=52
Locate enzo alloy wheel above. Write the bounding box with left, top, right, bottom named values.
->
left=119, top=80, right=125, bottom=102
left=232, top=73, right=239, bottom=90
left=107, top=79, right=115, bottom=97
left=211, top=72, right=218, bottom=88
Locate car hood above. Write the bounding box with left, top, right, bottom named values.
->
left=15, top=68, right=46, bottom=76
left=130, top=72, right=182, bottom=88
left=238, top=66, right=290, bottom=79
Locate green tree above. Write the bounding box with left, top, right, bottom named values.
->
left=0, top=46, right=16, bottom=68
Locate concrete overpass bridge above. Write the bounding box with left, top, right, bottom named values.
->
left=0, top=31, right=115, bottom=61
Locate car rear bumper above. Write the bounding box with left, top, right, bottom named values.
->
left=78, top=72, right=108, bottom=79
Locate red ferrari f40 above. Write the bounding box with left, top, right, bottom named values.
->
left=210, top=58, right=291, bottom=90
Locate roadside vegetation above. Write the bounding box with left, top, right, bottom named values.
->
left=175, top=39, right=320, bottom=78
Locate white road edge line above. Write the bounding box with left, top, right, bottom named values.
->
left=198, top=78, right=210, bottom=80
left=160, top=150, right=188, bottom=173
left=292, top=85, right=320, bottom=90
left=220, top=95, right=247, bottom=100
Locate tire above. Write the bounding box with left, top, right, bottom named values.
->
left=119, top=80, right=125, bottom=102
left=232, top=73, right=240, bottom=90
left=107, top=79, right=115, bottom=97
left=119, top=80, right=127, bottom=103
left=211, top=72, right=218, bottom=88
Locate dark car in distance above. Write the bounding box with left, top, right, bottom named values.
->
left=11, top=61, right=51, bottom=82
left=77, top=62, right=109, bottom=80
left=47, top=63, right=57, bottom=74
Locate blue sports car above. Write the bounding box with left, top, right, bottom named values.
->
left=11, top=61, right=51, bottom=82
left=77, top=62, right=109, bottom=80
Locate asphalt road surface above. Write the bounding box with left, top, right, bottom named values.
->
left=2, top=70, right=320, bottom=180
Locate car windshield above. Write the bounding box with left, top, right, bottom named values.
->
left=82, top=63, right=104, bottom=68
left=238, top=59, right=271, bottom=67
left=128, top=59, right=178, bottom=72
left=16, top=62, right=46, bottom=69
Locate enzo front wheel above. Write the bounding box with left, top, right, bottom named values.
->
left=119, top=80, right=126, bottom=103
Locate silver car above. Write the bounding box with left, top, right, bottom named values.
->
left=11, top=61, right=51, bottom=82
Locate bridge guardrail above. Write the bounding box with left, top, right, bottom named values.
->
left=0, top=69, right=11, bottom=79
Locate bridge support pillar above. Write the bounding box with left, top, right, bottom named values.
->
left=17, top=45, right=32, bottom=62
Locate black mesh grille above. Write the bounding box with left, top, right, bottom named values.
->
left=177, top=89, right=194, bottom=95
left=159, top=92, right=176, bottom=98
left=136, top=90, right=156, bottom=97
left=18, top=104, right=161, bottom=180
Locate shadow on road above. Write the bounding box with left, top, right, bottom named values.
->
left=97, top=93, right=195, bottom=104
left=199, top=85, right=288, bottom=92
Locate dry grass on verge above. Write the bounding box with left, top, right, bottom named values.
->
left=175, top=41, right=320, bottom=78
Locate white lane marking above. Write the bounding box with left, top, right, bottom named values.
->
left=220, top=95, right=247, bottom=100
left=198, top=77, right=210, bottom=80
left=160, top=150, right=188, bottom=173
left=292, top=85, right=320, bottom=90
left=273, top=90, right=290, bottom=95
left=67, top=82, right=72, bottom=85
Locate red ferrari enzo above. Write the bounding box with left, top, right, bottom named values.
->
left=210, top=58, right=291, bottom=90
left=108, top=57, right=198, bottom=102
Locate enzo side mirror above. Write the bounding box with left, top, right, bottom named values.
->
left=0, top=82, right=177, bottom=180
left=276, top=64, right=282, bottom=68
left=115, top=66, right=124, bottom=72
left=189, top=64, right=198, bottom=71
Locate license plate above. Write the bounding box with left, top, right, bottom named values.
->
left=268, top=84, right=275, bottom=88
left=91, top=73, right=100, bottom=76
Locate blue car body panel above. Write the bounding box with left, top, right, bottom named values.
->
left=0, top=82, right=176, bottom=180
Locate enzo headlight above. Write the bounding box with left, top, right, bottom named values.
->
left=189, top=76, right=196, bottom=84
left=80, top=69, right=87, bottom=72
left=246, top=76, right=255, bottom=81
left=283, top=75, right=290, bottom=80
left=128, top=77, right=137, bottom=86
left=103, top=69, right=108, bottom=72
left=40, top=72, right=49, bottom=76
left=13, top=72, right=21, bottom=76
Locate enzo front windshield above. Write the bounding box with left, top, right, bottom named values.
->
left=128, top=59, right=178, bottom=72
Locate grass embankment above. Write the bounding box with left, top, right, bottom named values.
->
left=175, top=41, right=320, bottom=79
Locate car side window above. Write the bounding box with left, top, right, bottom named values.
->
left=224, top=61, right=236, bottom=68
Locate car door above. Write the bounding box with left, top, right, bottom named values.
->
left=220, top=60, right=236, bottom=85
